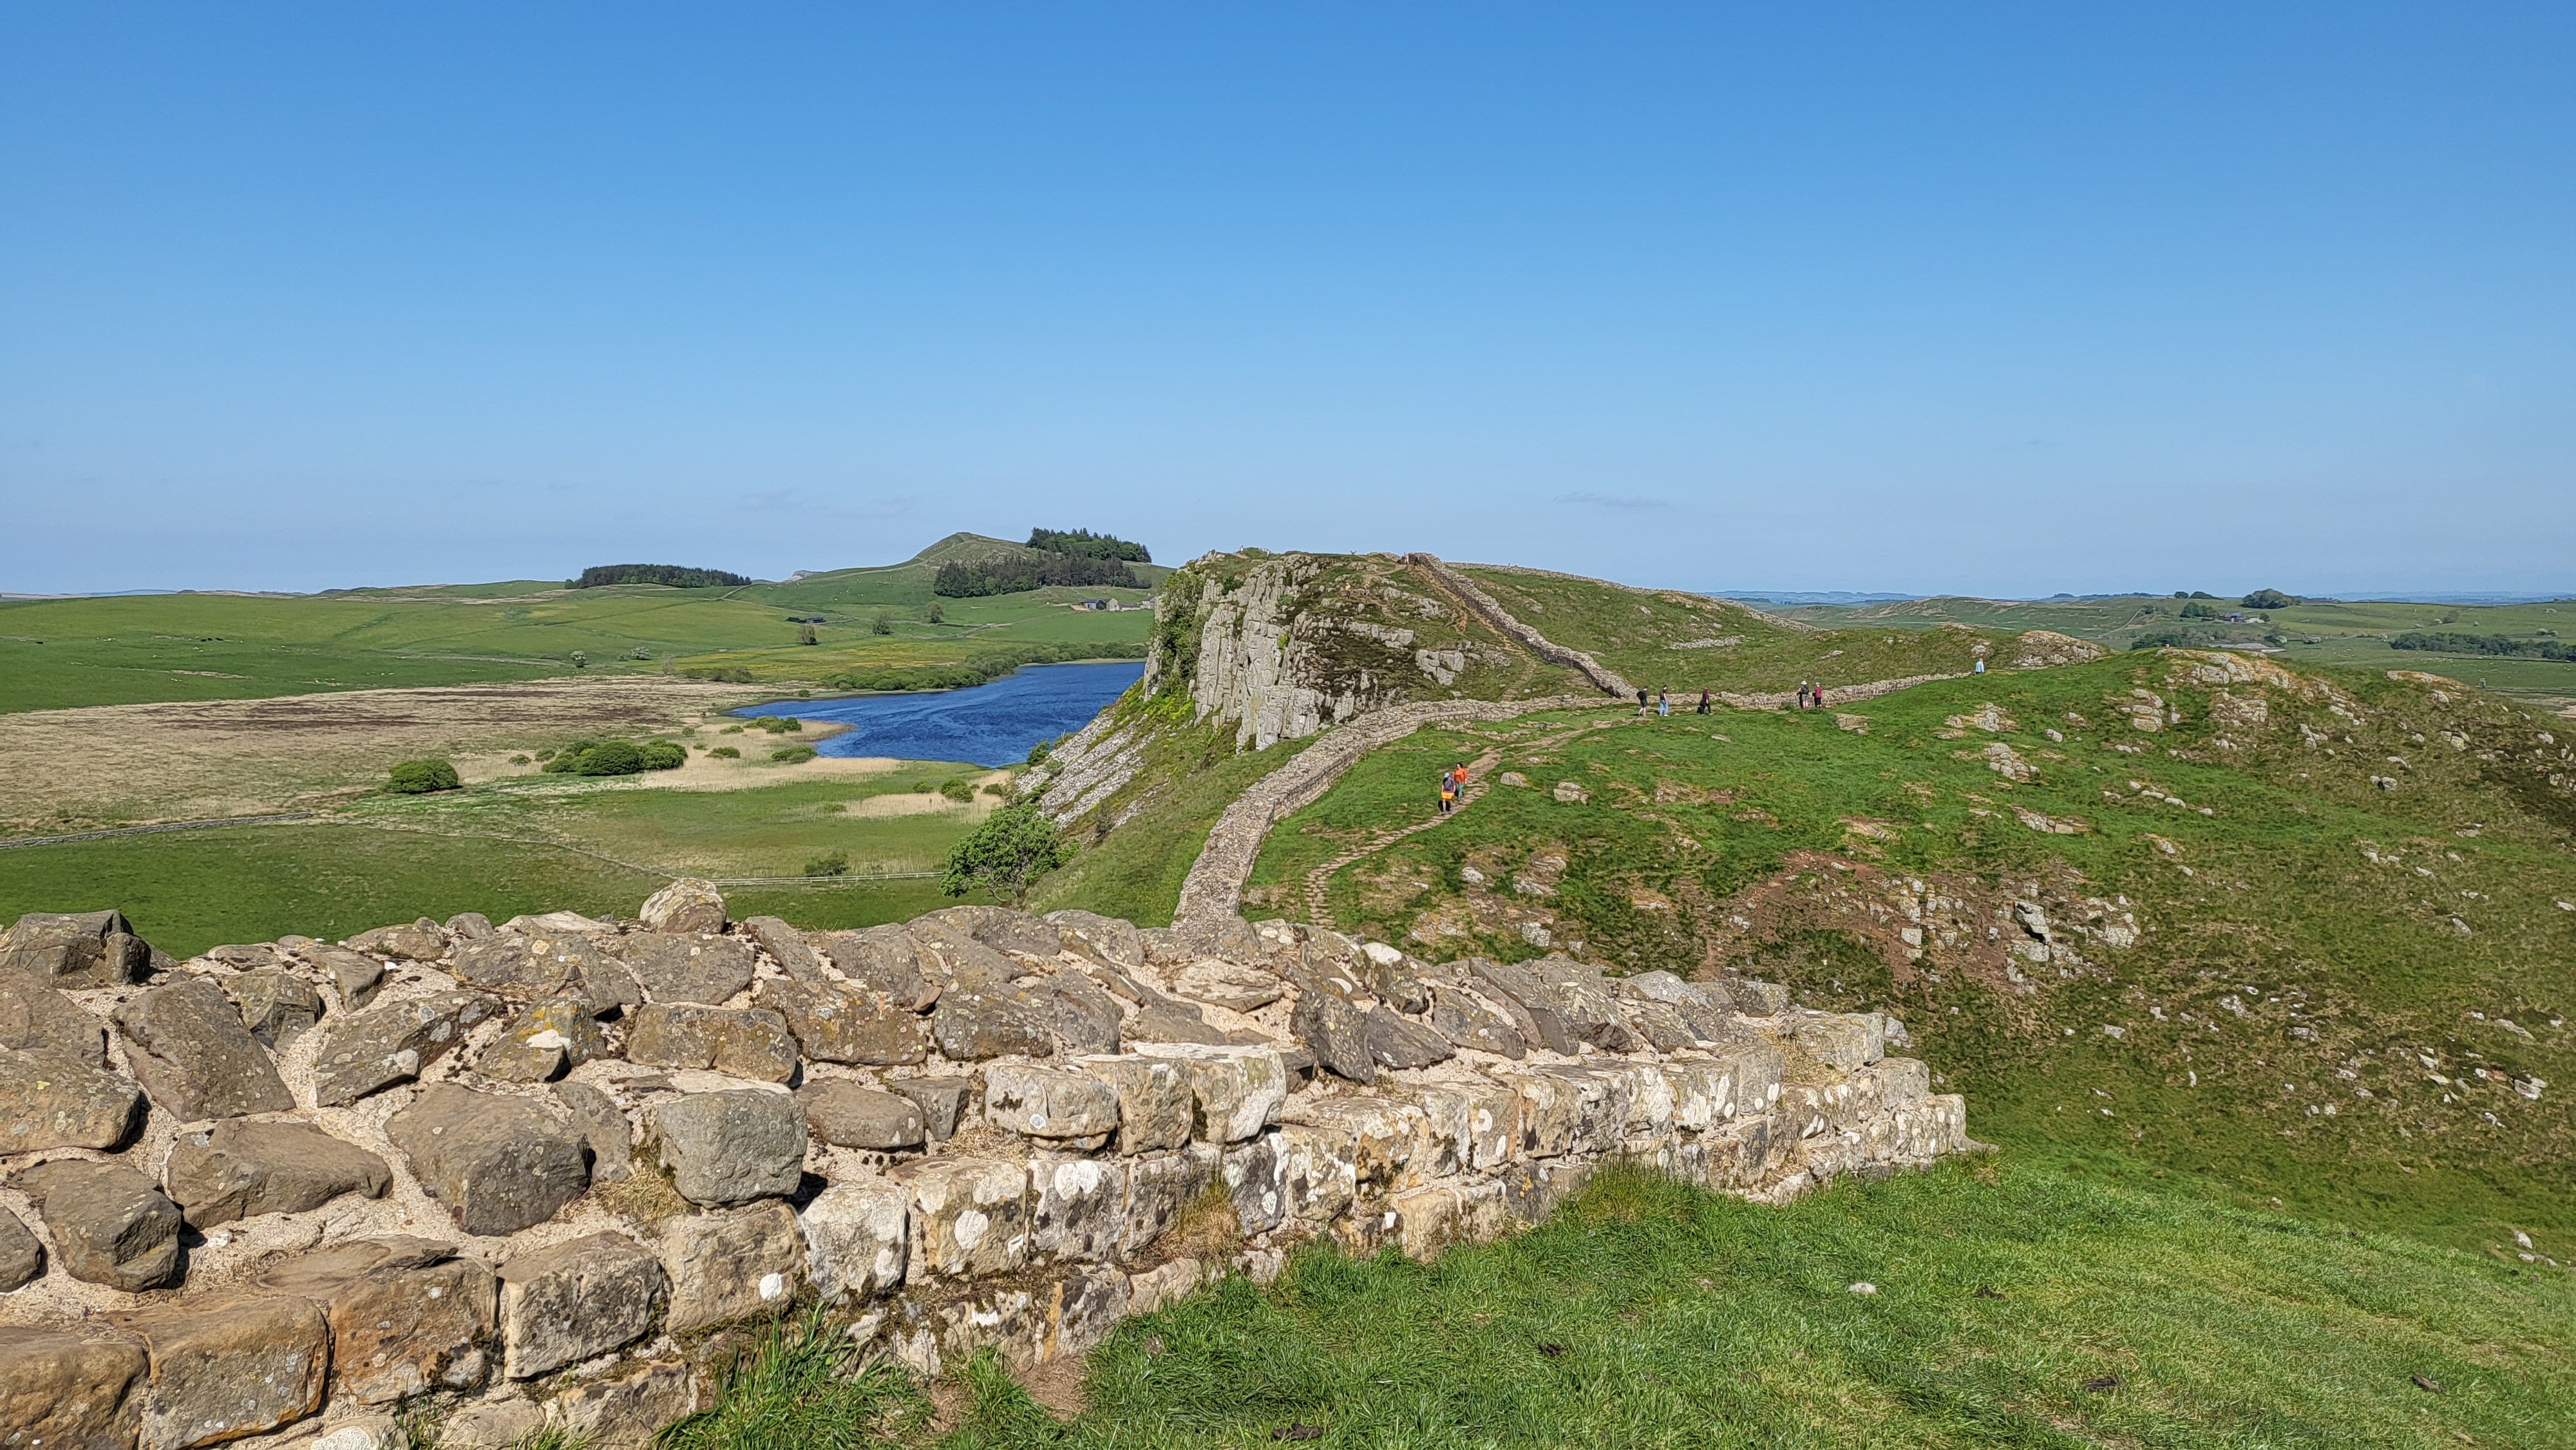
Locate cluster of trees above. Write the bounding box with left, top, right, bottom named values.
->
left=2167, top=588, right=2301, bottom=610
left=386, top=758, right=461, bottom=793
left=933, top=552, right=1141, bottom=597
left=571, top=564, right=752, bottom=589
left=541, top=739, right=687, bottom=776
left=1027, top=527, right=1151, bottom=563
left=2391, top=631, right=2575, bottom=661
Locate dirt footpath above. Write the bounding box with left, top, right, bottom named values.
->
left=0, top=677, right=772, bottom=829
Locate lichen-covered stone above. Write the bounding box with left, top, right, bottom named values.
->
left=1, top=909, right=151, bottom=986
left=109, top=1294, right=330, bottom=1450
left=798, top=1080, right=924, bottom=1150
left=0, top=1325, right=147, bottom=1450
left=258, top=1238, right=495, bottom=1406
left=626, top=1003, right=799, bottom=1082
left=12, top=1158, right=182, bottom=1290
left=111, top=975, right=293, bottom=1121
left=162, top=1118, right=392, bottom=1227
left=1414, top=1082, right=1519, bottom=1174
left=473, top=997, right=608, bottom=1082
left=224, top=970, right=322, bottom=1053
left=1119, top=1144, right=1220, bottom=1256
left=1290, top=990, right=1374, bottom=1084
left=891, top=1156, right=1028, bottom=1280
left=891, top=1077, right=976, bottom=1141
left=497, top=1234, right=665, bottom=1380
left=1280, top=1097, right=1431, bottom=1198
left=448, top=933, right=603, bottom=1001
left=1166, top=958, right=1283, bottom=1011
left=1045, top=910, right=1146, bottom=971
left=308, top=990, right=502, bottom=1107
left=647, top=1089, right=805, bottom=1205
left=0, top=970, right=109, bottom=1068
left=1221, top=1129, right=1289, bottom=1234
left=797, top=1177, right=909, bottom=1302
left=755, top=979, right=925, bottom=1065
left=0, top=1207, right=39, bottom=1290
left=1027, top=1154, right=1126, bottom=1262
left=660, top=1200, right=805, bottom=1333
left=1425, top=983, right=1526, bottom=1058
left=346, top=919, right=446, bottom=962
left=545, top=1359, right=697, bottom=1449
left=1134, top=1043, right=1286, bottom=1142
left=817, top=925, right=938, bottom=1010
left=298, top=943, right=386, bottom=1008
left=639, top=878, right=727, bottom=936
left=611, top=934, right=757, bottom=1005
left=0, top=1044, right=145, bottom=1153
left=1025, top=971, right=1124, bottom=1056
left=984, top=1064, right=1121, bottom=1143
left=386, top=1084, right=591, bottom=1236
left=551, top=1080, right=632, bottom=1182
left=931, top=986, right=1056, bottom=1060
left=1075, top=1055, right=1192, bottom=1153
left=1363, top=1006, right=1454, bottom=1071
left=739, top=916, right=826, bottom=983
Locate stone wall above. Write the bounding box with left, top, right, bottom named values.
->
left=0, top=886, right=1972, bottom=1450
left=1405, top=554, right=1633, bottom=698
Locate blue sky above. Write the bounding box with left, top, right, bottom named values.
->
left=3, top=5, right=2570, bottom=598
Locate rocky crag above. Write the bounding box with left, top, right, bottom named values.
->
left=0, top=885, right=1969, bottom=1450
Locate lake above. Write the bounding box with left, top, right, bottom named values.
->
left=737, top=661, right=1145, bottom=767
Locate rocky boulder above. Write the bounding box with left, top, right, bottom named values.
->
left=449, top=933, right=606, bottom=1001
left=12, top=1158, right=182, bottom=1290
left=0, top=972, right=109, bottom=1069
left=931, top=984, right=1057, bottom=1060
left=473, top=996, right=609, bottom=1082
left=308, top=990, right=502, bottom=1107
left=0, top=1325, right=148, bottom=1450
left=109, top=1295, right=331, bottom=1447
left=258, top=1237, right=496, bottom=1406
left=0, top=1209, right=41, bottom=1290
left=640, top=878, right=727, bottom=935
left=496, top=1234, right=665, bottom=1380
left=627, top=1004, right=799, bottom=1083
left=756, top=979, right=927, bottom=1066
left=112, top=975, right=294, bottom=1121
left=0, top=909, right=153, bottom=986
left=225, top=970, right=323, bottom=1052
left=346, top=918, right=446, bottom=961
left=647, top=1089, right=805, bottom=1205
left=386, top=1084, right=591, bottom=1236
left=816, top=925, right=938, bottom=1010
left=162, top=1118, right=393, bottom=1227
left=797, top=1080, right=925, bottom=1150
left=0, top=1046, right=144, bottom=1153
left=609, top=934, right=757, bottom=1005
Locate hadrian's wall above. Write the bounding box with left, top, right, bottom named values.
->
left=0, top=883, right=1973, bottom=1450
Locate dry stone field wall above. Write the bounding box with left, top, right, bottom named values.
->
left=0, top=883, right=1971, bottom=1450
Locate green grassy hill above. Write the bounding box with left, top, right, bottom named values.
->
left=1244, top=651, right=2575, bottom=1247
left=0, top=534, right=1160, bottom=713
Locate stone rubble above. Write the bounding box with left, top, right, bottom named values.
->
left=0, top=884, right=1973, bottom=1448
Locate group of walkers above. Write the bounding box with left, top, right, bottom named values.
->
left=1633, top=686, right=1714, bottom=718
left=1795, top=681, right=1830, bottom=710
left=1434, top=762, right=1469, bottom=814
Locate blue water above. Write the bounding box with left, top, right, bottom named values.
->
left=737, top=661, right=1145, bottom=767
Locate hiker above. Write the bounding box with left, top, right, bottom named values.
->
left=1437, top=770, right=1457, bottom=814
left=1696, top=688, right=1710, bottom=715
left=1796, top=681, right=1811, bottom=710
left=1813, top=684, right=1828, bottom=710
left=1636, top=687, right=1650, bottom=717
left=1658, top=688, right=1670, bottom=717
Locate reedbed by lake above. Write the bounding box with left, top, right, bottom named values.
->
left=737, top=660, right=1144, bottom=768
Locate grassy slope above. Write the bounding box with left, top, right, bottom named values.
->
left=1247, top=655, right=2576, bottom=1246
left=678, top=1162, right=2573, bottom=1450
left=1782, top=594, right=2576, bottom=702
left=1454, top=565, right=2017, bottom=695
left=0, top=534, right=1161, bottom=714
left=0, top=765, right=1001, bottom=954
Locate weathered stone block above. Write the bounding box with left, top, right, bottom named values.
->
left=1131, top=1042, right=1285, bottom=1143
left=551, top=1080, right=632, bottom=1182
left=474, top=996, right=608, bottom=1082
left=799, top=1080, right=925, bottom=1149
left=0, top=971, right=109, bottom=1069
left=112, top=975, right=293, bottom=1121
left=347, top=919, right=446, bottom=962
left=1364, top=1006, right=1455, bottom=1071
left=12, top=1158, right=182, bottom=1290
left=1119, top=1144, right=1220, bottom=1257
left=819, top=925, right=938, bottom=1009
left=0, top=1208, right=39, bottom=1290
left=611, top=934, right=757, bottom=1005
left=1046, top=910, right=1146, bottom=972
left=0, top=1044, right=145, bottom=1153
left=639, top=878, right=726, bottom=936
left=1221, top=1129, right=1289, bottom=1234
left=450, top=933, right=603, bottom=1001
left=438, top=1398, right=542, bottom=1450
left=1493, top=1068, right=1580, bottom=1158
left=387, top=1084, right=591, bottom=1236
left=1274, top=1121, right=1356, bottom=1225
left=984, top=1064, right=1121, bottom=1144
left=497, top=1233, right=665, bottom=1379
left=661, top=1201, right=805, bottom=1333
left=1415, top=1082, right=1518, bottom=1172
left=1788, top=1012, right=1877, bottom=1069
left=756, top=979, right=925, bottom=1065
left=1027, top=1153, right=1127, bottom=1263
left=889, top=1076, right=976, bottom=1141
left=627, top=1003, right=799, bottom=1083
left=1075, top=1055, right=1191, bottom=1153
left=299, top=943, right=387, bottom=1009
left=1425, top=984, right=1526, bottom=1058
left=1165, top=958, right=1284, bottom=1012
left=162, top=1118, right=392, bottom=1227
left=891, top=1156, right=1028, bottom=1281
left=1290, top=990, right=1374, bottom=1084
left=111, top=1295, right=330, bottom=1450
left=258, top=1238, right=495, bottom=1406
left=547, top=1360, right=697, bottom=1449
left=1, top=909, right=150, bottom=986
left=798, top=1177, right=908, bottom=1301
left=308, top=990, right=502, bottom=1107
left=647, top=1089, right=806, bottom=1205
left=0, top=1325, right=147, bottom=1450
left=1391, top=1185, right=1464, bottom=1260
left=931, top=986, right=1057, bottom=1060
left=740, top=915, right=826, bottom=983
left=1026, top=971, right=1122, bottom=1056
left=223, top=971, right=321, bottom=1053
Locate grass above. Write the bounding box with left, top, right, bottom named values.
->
left=0, top=768, right=998, bottom=955
left=1242, top=654, right=2576, bottom=1245
left=0, top=534, right=1159, bottom=715
left=667, top=1160, right=2576, bottom=1450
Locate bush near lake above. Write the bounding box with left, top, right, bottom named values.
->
left=773, top=744, right=818, bottom=763
left=384, top=758, right=460, bottom=794
left=542, top=739, right=687, bottom=777
left=939, top=803, right=1068, bottom=907
left=708, top=746, right=740, bottom=758
left=938, top=778, right=976, bottom=802
left=803, top=850, right=850, bottom=878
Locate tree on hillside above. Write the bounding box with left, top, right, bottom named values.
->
left=939, top=804, right=1068, bottom=907
left=574, top=564, right=752, bottom=588
left=1027, top=527, right=1151, bottom=563
left=2242, top=588, right=2301, bottom=610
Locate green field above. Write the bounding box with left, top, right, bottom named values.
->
left=0, top=534, right=1160, bottom=714
left=0, top=766, right=1005, bottom=954
left=1245, top=654, right=2576, bottom=1246
left=672, top=1161, right=2573, bottom=1450
left=1774, top=593, right=2576, bottom=703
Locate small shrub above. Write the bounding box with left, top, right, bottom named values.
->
left=639, top=740, right=687, bottom=770
left=804, top=851, right=851, bottom=878
left=925, top=601, right=944, bottom=624
left=544, top=740, right=649, bottom=776
left=871, top=613, right=893, bottom=636
left=981, top=782, right=1009, bottom=797
left=1026, top=737, right=1053, bottom=766
left=911, top=781, right=934, bottom=793
left=509, top=754, right=531, bottom=765
left=534, top=748, right=556, bottom=761
left=822, top=801, right=847, bottom=813
left=939, top=804, right=1070, bottom=907
left=797, top=624, right=819, bottom=646
left=939, top=778, right=976, bottom=802
left=386, top=758, right=461, bottom=794
left=709, top=746, right=741, bottom=759
left=720, top=724, right=745, bottom=735
left=773, top=745, right=817, bottom=763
